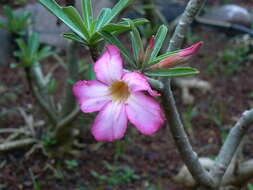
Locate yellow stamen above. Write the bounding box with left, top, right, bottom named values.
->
left=109, top=81, right=130, bottom=102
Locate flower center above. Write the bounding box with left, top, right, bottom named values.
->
left=109, top=81, right=130, bottom=102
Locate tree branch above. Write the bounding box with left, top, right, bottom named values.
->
left=160, top=0, right=213, bottom=187
left=0, top=138, right=36, bottom=152
left=161, top=81, right=214, bottom=188
left=210, top=109, right=253, bottom=186
left=167, top=0, right=205, bottom=52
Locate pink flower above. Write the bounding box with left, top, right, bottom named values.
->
left=73, top=45, right=164, bottom=142
left=151, top=41, right=203, bottom=70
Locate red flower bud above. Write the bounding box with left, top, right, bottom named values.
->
left=151, top=41, right=203, bottom=70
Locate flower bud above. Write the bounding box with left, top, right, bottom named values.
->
left=151, top=41, right=203, bottom=70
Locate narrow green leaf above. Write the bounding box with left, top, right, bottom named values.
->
left=63, top=33, right=87, bottom=44
left=95, top=8, right=111, bottom=31
left=125, top=18, right=144, bottom=62
left=101, top=18, right=149, bottom=34
left=38, top=0, right=88, bottom=40
left=16, top=39, right=29, bottom=57
left=119, top=18, right=149, bottom=27
left=101, top=23, right=129, bottom=33
left=81, top=0, right=93, bottom=31
left=149, top=25, right=168, bottom=62
left=145, top=67, right=199, bottom=77
left=99, top=31, right=136, bottom=67
left=105, top=0, right=130, bottom=24
left=28, top=33, right=40, bottom=56
left=130, top=32, right=138, bottom=62
left=149, top=50, right=180, bottom=65
left=62, top=6, right=89, bottom=37
left=38, top=46, right=52, bottom=60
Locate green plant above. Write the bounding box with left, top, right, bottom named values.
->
left=90, top=162, right=140, bottom=187
left=14, top=33, right=53, bottom=67
left=0, top=6, right=31, bottom=35
left=42, top=135, right=58, bottom=148
left=248, top=183, right=253, bottom=190
left=64, top=159, right=79, bottom=169
left=38, top=0, right=147, bottom=47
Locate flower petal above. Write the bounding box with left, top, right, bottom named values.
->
left=73, top=80, right=111, bottom=113
left=92, top=101, right=128, bottom=142
left=126, top=92, right=164, bottom=135
left=122, top=72, right=160, bottom=96
left=94, top=45, right=123, bottom=85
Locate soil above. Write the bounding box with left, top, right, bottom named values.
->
left=0, top=0, right=253, bottom=190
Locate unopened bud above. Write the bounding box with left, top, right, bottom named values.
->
left=151, top=41, right=203, bottom=70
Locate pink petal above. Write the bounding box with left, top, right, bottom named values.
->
left=73, top=80, right=111, bottom=113
left=94, top=45, right=123, bottom=85
left=122, top=72, right=160, bottom=96
left=92, top=101, right=128, bottom=142
left=126, top=92, right=164, bottom=135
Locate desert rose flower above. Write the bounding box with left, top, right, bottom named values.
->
left=151, top=41, right=203, bottom=70
left=73, top=45, right=164, bottom=142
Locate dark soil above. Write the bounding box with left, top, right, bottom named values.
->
left=0, top=1, right=253, bottom=190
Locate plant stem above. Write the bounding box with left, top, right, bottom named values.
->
left=160, top=0, right=213, bottom=188
left=61, top=42, right=80, bottom=117
left=210, top=109, right=253, bottom=186
left=161, top=80, right=214, bottom=188
left=24, top=66, right=57, bottom=124
left=89, top=45, right=101, bottom=62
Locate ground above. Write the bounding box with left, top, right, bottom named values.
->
left=0, top=0, right=253, bottom=190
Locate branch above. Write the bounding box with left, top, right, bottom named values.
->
left=210, top=109, right=253, bottom=186
left=161, top=82, right=214, bottom=188
left=167, top=0, right=205, bottom=52
left=237, top=159, right=253, bottom=184
left=61, top=42, right=80, bottom=117
left=0, top=138, right=36, bottom=152
left=160, top=0, right=213, bottom=187
left=56, top=105, right=80, bottom=130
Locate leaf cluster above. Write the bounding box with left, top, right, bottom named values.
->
left=0, top=6, right=31, bottom=35
left=14, top=33, right=52, bottom=67
left=38, top=0, right=147, bottom=46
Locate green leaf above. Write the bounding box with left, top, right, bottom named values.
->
left=63, top=33, right=87, bottom=44
left=149, top=25, right=168, bottom=62
left=130, top=32, right=138, bottom=62
left=105, top=0, right=130, bottom=24
left=119, top=18, right=149, bottom=27
left=28, top=33, right=40, bottom=56
left=125, top=19, right=144, bottom=62
left=91, top=18, right=149, bottom=44
left=95, top=8, right=111, bottom=31
left=16, top=39, right=29, bottom=57
left=81, top=0, right=93, bottom=31
left=99, top=31, right=136, bottom=67
left=101, top=23, right=129, bottom=33
left=62, top=6, right=89, bottom=37
left=149, top=50, right=180, bottom=65
left=38, top=0, right=88, bottom=40
left=38, top=46, right=52, bottom=60
left=145, top=67, right=199, bottom=77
